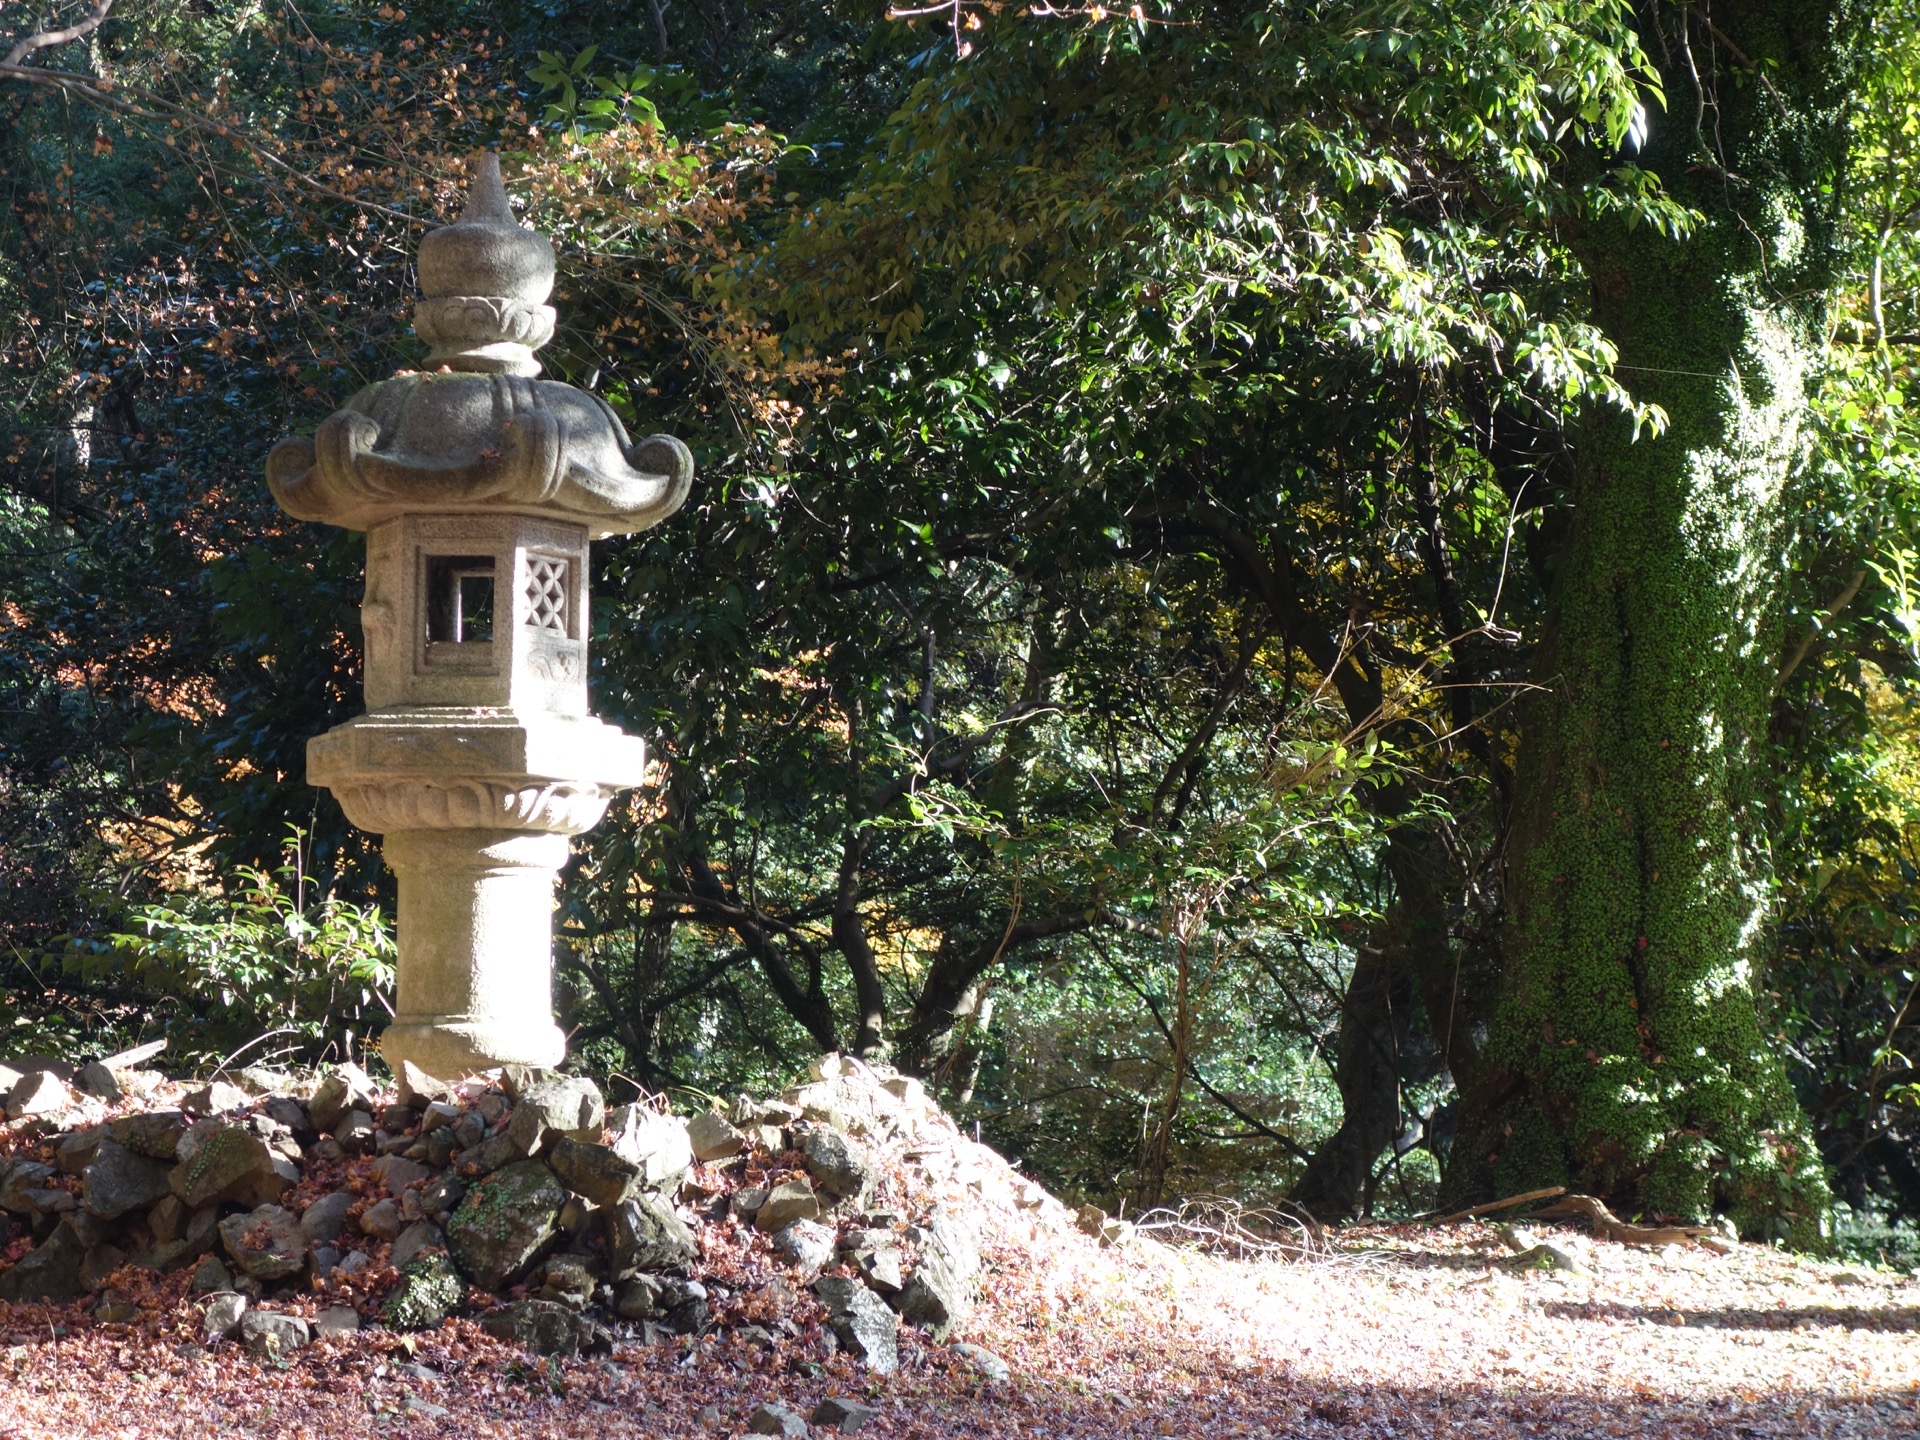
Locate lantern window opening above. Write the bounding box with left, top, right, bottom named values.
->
left=426, top=553, right=497, bottom=646
left=525, top=554, right=571, bottom=637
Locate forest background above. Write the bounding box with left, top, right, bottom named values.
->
left=2, top=0, right=1918, bottom=1258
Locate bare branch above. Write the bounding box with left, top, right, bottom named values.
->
left=4, top=0, right=112, bottom=69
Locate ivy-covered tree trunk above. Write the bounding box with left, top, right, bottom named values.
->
left=1456, top=2, right=1859, bottom=1238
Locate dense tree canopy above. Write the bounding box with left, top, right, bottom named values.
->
left=2, top=0, right=1918, bottom=1249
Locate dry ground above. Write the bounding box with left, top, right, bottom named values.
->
left=0, top=1218, right=1913, bottom=1439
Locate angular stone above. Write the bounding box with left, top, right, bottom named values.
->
left=219, top=1204, right=307, bottom=1281
left=359, top=1197, right=402, bottom=1240
left=950, top=1341, right=1011, bottom=1381
left=182, top=1081, right=251, bottom=1117
left=392, top=1219, right=445, bottom=1272
left=108, top=1109, right=188, bottom=1161
left=56, top=1127, right=106, bottom=1175
left=372, top=1153, right=433, bottom=1194
left=396, top=1060, right=453, bottom=1107
left=0, top=1222, right=85, bottom=1302
left=384, top=1251, right=464, bottom=1331
left=149, top=1194, right=186, bottom=1244
left=191, top=1256, right=233, bottom=1293
left=420, top=1172, right=468, bottom=1222
left=773, top=1219, right=836, bottom=1272
left=455, top=1132, right=518, bottom=1177
left=686, top=1108, right=748, bottom=1162
left=299, top=1190, right=354, bottom=1244
left=184, top=1203, right=223, bottom=1255
left=7, top=1069, right=77, bottom=1118
left=755, top=1178, right=823, bottom=1233
left=607, top=1104, right=693, bottom=1191
left=202, top=1291, right=248, bottom=1340
left=539, top=1254, right=596, bottom=1309
left=421, top=1100, right=462, bottom=1133
left=446, top=1159, right=566, bottom=1290
left=855, top=1244, right=904, bottom=1294
left=748, top=1402, right=809, bottom=1436
left=307, top=1063, right=377, bottom=1133
left=84, top=1140, right=174, bottom=1219
left=801, top=1127, right=872, bottom=1202
left=605, top=1191, right=698, bottom=1278
left=259, top=1095, right=315, bottom=1139
left=238, top=1310, right=311, bottom=1357
left=478, top=1298, right=609, bottom=1357
left=548, top=1137, right=640, bottom=1206
left=76, top=1055, right=121, bottom=1098
left=128, top=1239, right=193, bottom=1273
left=897, top=1208, right=978, bottom=1341
left=313, top=1306, right=362, bottom=1339
left=169, top=1125, right=298, bottom=1209
left=812, top=1397, right=881, bottom=1434
left=614, top=1273, right=664, bottom=1317
left=0, top=1159, right=57, bottom=1215
left=733, top=1185, right=769, bottom=1219
left=333, top=1108, right=376, bottom=1151
left=506, top=1076, right=604, bottom=1156
left=814, top=1276, right=898, bottom=1373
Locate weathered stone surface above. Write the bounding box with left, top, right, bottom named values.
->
left=108, top=1109, right=188, bottom=1161
left=420, top=1172, right=468, bottom=1222
left=56, top=1127, right=106, bottom=1175
left=897, top=1207, right=978, bottom=1341
left=149, top=1195, right=186, bottom=1244
left=182, top=1080, right=251, bottom=1117
left=307, top=1064, right=377, bottom=1133
left=614, top=1273, right=664, bottom=1317
left=605, top=1192, right=697, bottom=1277
left=421, top=1100, right=463, bottom=1133
left=392, top=1218, right=445, bottom=1272
left=313, top=1306, right=362, bottom=1338
left=259, top=1095, right=315, bottom=1139
left=507, top=1076, right=604, bottom=1156
left=372, top=1154, right=433, bottom=1196
left=202, top=1291, right=248, bottom=1340
left=686, top=1108, right=747, bottom=1161
left=184, top=1203, right=223, bottom=1256
left=455, top=1131, right=518, bottom=1177
left=773, top=1219, right=836, bottom=1272
left=191, top=1256, right=233, bottom=1293
left=854, top=1243, right=904, bottom=1294
left=539, top=1254, right=596, bottom=1309
left=128, top=1239, right=193, bottom=1273
left=801, top=1126, right=873, bottom=1202
left=0, top=1222, right=85, bottom=1302
left=333, top=1108, right=376, bottom=1151
left=607, top=1104, right=692, bottom=1191
left=359, top=1197, right=402, bottom=1239
left=0, top=1158, right=57, bottom=1215
left=169, top=1125, right=298, bottom=1209
left=446, top=1159, right=566, bottom=1290
left=950, top=1341, right=1011, bottom=1381
left=84, top=1140, right=173, bottom=1219
left=74, top=1061, right=121, bottom=1102
left=238, top=1310, right=311, bottom=1357
left=299, top=1190, right=354, bottom=1243
left=7, top=1069, right=77, bottom=1118
left=219, top=1204, right=307, bottom=1281
left=814, top=1276, right=898, bottom=1373
left=385, top=1252, right=464, bottom=1331
left=812, top=1397, right=881, bottom=1434
left=747, top=1402, right=809, bottom=1437
left=395, top=1061, right=453, bottom=1107
left=548, top=1137, right=640, bottom=1206
left=478, top=1298, right=609, bottom=1357
left=755, top=1178, right=823, bottom=1233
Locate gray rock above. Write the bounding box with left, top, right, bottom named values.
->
left=446, top=1159, right=567, bottom=1290
left=0, top=1222, right=85, bottom=1302
left=83, top=1139, right=174, bottom=1219
left=108, top=1109, right=188, bottom=1161
left=733, top=1185, right=769, bottom=1219
left=299, top=1190, right=354, bottom=1243
left=421, top=1172, right=468, bottom=1222
left=801, top=1127, right=873, bottom=1202
left=478, top=1298, right=610, bottom=1357
left=307, top=1063, right=377, bottom=1133
left=74, top=1059, right=120, bottom=1105
left=184, top=1203, right=222, bottom=1255
left=539, top=1254, right=596, bottom=1309
left=614, top=1273, right=664, bottom=1317
left=950, top=1341, right=1011, bottom=1381
left=813, top=1276, right=898, bottom=1373
left=6, top=1069, right=77, bottom=1118
left=454, top=1131, right=518, bottom=1177
left=604, top=1191, right=698, bottom=1277
left=333, top=1108, right=376, bottom=1151
left=507, top=1075, right=604, bottom=1156
left=395, top=1060, right=452, bottom=1107
left=606, top=1104, right=693, bottom=1191
left=259, top=1095, right=314, bottom=1139
left=774, top=1219, right=836, bottom=1271
left=313, top=1306, right=361, bottom=1338
left=127, top=1238, right=191, bottom=1272
left=219, top=1204, right=307, bottom=1281
left=0, top=1158, right=57, bottom=1215
left=421, top=1101, right=463, bottom=1133
left=358, top=1197, right=402, bottom=1239
left=311, top=1246, right=342, bottom=1279
left=56, top=1127, right=106, bottom=1175
left=812, top=1397, right=881, bottom=1434
left=755, top=1178, right=823, bottom=1232
left=548, top=1136, right=641, bottom=1206
left=202, top=1291, right=248, bottom=1340
left=190, top=1255, right=233, bottom=1293
left=148, top=1194, right=186, bottom=1244
left=384, top=1252, right=464, bottom=1331
left=898, top=1205, right=979, bottom=1341
left=182, top=1080, right=251, bottom=1117
left=686, top=1108, right=747, bottom=1161
left=855, top=1244, right=904, bottom=1294
left=747, top=1402, right=810, bottom=1436
left=238, top=1310, right=311, bottom=1357
left=392, top=1219, right=446, bottom=1271
left=373, top=1154, right=433, bottom=1194
left=168, top=1124, right=298, bottom=1209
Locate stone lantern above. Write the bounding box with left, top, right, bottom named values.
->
left=265, top=153, right=690, bottom=1078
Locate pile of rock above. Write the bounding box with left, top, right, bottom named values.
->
left=0, top=1050, right=1052, bottom=1372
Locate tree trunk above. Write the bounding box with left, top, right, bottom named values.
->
left=1455, top=1, right=1855, bottom=1239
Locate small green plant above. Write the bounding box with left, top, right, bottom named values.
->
left=60, top=830, right=394, bottom=1067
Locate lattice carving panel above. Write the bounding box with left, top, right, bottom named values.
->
left=525, top=556, right=570, bottom=635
